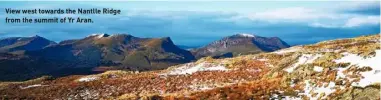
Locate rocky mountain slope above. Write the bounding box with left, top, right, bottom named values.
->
left=31, top=34, right=195, bottom=70
left=0, top=35, right=56, bottom=53
left=0, top=34, right=195, bottom=81
left=191, top=33, right=290, bottom=59
left=1, top=34, right=379, bottom=99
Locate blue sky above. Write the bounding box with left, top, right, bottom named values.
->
left=0, top=1, right=379, bottom=46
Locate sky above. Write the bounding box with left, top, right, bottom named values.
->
left=0, top=1, right=380, bottom=46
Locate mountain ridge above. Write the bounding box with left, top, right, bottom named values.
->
left=191, top=33, right=290, bottom=59
left=0, top=33, right=195, bottom=81
left=0, top=35, right=57, bottom=53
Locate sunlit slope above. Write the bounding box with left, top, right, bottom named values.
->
left=0, top=34, right=379, bottom=100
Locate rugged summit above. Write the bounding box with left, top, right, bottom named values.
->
left=0, top=34, right=195, bottom=81
left=191, top=33, right=290, bottom=59
left=1, top=34, right=378, bottom=99
left=34, top=33, right=195, bottom=70
left=0, top=35, right=56, bottom=53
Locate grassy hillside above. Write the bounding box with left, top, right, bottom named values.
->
left=0, top=34, right=379, bottom=99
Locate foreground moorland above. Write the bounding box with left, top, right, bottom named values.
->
left=0, top=34, right=380, bottom=100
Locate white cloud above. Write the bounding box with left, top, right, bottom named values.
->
left=310, top=22, right=339, bottom=28
left=246, top=7, right=337, bottom=22
left=309, top=15, right=380, bottom=28
left=344, top=16, right=380, bottom=27
left=235, top=7, right=379, bottom=28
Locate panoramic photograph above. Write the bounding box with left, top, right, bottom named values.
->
left=0, top=1, right=380, bottom=100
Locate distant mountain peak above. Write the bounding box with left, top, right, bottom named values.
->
left=236, top=33, right=256, bottom=37
left=88, top=33, right=111, bottom=38
left=191, top=33, right=290, bottom=59
left=0, top=35, right=56, bottom=53
left=98, top=34, right=110, bottom=38
left=30, top=35, right=51, bottom=40
left=32, top=35, right=41, bottom=37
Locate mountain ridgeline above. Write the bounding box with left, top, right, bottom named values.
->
left=0, top=34, right=195, bottom=81
left=0, top=35, right=56, bottom=53
left=191, top=33, right=290, bottom=59
left=0, top=33, right=288, bottom=81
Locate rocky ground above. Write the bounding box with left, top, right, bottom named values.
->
left=0, top=34, right=380, bottom=100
